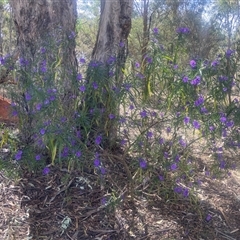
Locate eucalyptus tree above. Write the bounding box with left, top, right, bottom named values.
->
left=211, top=0, right=240, bottom=48
left=85, top=0, right=134, bottom=147
left=9, top=0, right=78, bottom=144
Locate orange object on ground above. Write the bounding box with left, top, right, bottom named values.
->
left=0, top=96, right=18, bottom=124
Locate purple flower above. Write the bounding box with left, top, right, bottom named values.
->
left=49, top=95, right=55, bottom=101
left=44, top=120, right=51, bottom=126
left=12, top=110, right=18, bottom=117
left=15, top=150, right=23, bottom=161
left=190, top=76, right=201, bottom=85
left=36, top=103, right=42, bottom=111
left=40, top=60, right=47, bottom=73
left=95, top=135, right=102, bottom=145
left=166, top=127, right=171, bottom=133
left=223, top=87, right=227, bottom=92
left=153, top=27, right=159, bottom=34
left=222, top=128, right=227, bottom=137
left=100, top=167, right=106, bottom=174
left=209, top=126, right=215, bottom=131
left=194, top=95, right=204, bottom=107
left=176, top=27, right=190, bottom=34
left=119, top=117, right=126, bottom=124
left=92, top=82, right=98, bottom=89
left=175, top=155, right=180, bottom=162
left=109, top=113, right=115, bottom=120
left=179, top=138, right=186, bottom=148
left=25, top=92, right=31, bottom=101
left=225, top=49, right=234, bottom=58
left=0, top=56, right=5, bottom=65
left=109, top=71, right=115, bottom=77
left=43, top=167, right=50, bottom=175
left=40, top=128, right=46, bottom=135
left=158, top=175, right=164, bottom=181
left=182, top=76, right=189, bottom=83
left=107, top=56, right=116, bottom=65
left=192, top=120, right=200, bottom=129
left=136, top=72, right=145, bottom=79
left=174, top=186, right=183, bottom=194
left=19, top=57, right=29, bottom=67
left=139, top=158, right=147, bottom=169
left=140, top=110, right=147, bottom=118
left=75, top=151, right=81, bottom=157
left=189, top=60, right=197, bottom=69
left=147, top=131, right=153, bottom=138
left=164, top=152, right=169, bottom=159
left=119, top=41, right=125, bottom=47
left=61, top=117, right=67, bottom=123
left=184, top=116, right=190, bottom=124
left=35, top=154, right=41, bottom=161
left=61, top=147, right=69, bottom=158
left=159, top=137, right=164, bottom=145
left=226, top=120, right=234, bottom=128
left=77, top=73, right=82, bottom=80
left=201, top=107, right=208, bottom=114
left=79, top=85, right=86, bottom=92
left=220, top=160, right=226, bottom=169
left=101, top=197, right=107, bottom=205
left=120, top=139, right=127, bottom=145
left=68, top=31, right=76, bottom=39
left=211, top=60, right=219, bottom=68
left=171, top=163, right=178, bottom=171
left=40, top=47, right=46, bottom=54
left=129, top=104, right=134, bottom=110
left=94, top=158, right=100, bottom=167
left=206, top=214, right=212, bottom=222
left=182, top=188, right=189, bottom=197
left=220, top=116, right=227, bottom=123
left=219, top=75, right=228, bottom=81
left=135, top=62, right=140, bottom=68
left=79, top=57, right=86, bottom=64
left=146, top=56, right=153, bottom=64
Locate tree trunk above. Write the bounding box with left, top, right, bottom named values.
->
left=10, top=0, right=77, bottom=144
left=92, top=0, right=133, bottom=68
left=10, top=0, right=77, bottom=74
left=87, top=0, right=133, bottom=147
left=0, top=3, right=3, bottom=57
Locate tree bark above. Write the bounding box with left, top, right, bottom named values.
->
left=87, top=0, right=133, bottom=147
left=10, top=0, right=78, bottom=144
left=10, top=0, right=77, bottom=73
left=92, top=0, right=133, bottom=85
left=0, top=3, right=3, bottom=57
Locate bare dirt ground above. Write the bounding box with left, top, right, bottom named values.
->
left=0, top=150, right=240, bottom=240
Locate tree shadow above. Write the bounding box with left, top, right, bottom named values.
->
left=1, top=148, right=240, bottom=239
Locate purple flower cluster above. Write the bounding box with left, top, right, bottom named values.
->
left=194, top=95, right=204, bottom=107
left=174, top=185, right=189, bottom=197
left=176, top=27, right=190, bottom=34
left=190, top=76, right=201, bottom=85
